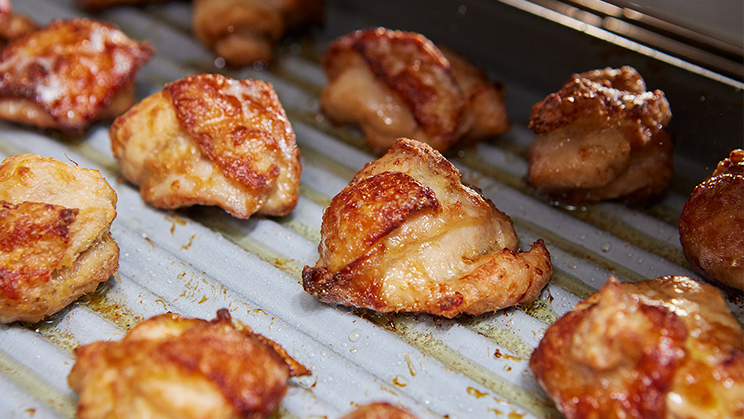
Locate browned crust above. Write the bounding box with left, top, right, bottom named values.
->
left=0, top=18, right=154, bottom=131
left=164, top=73, right=296, bottom=193
left=323, top=28, right=463, bottom=150
left=303, top=138, right=552, bottom=318
left=679, top=149, right=744, bottom=290
left=528, top=66, right=670, bottom=148
left=0, top=201, right=78, bottom=300
left=69, top=309, right=310, bottom=418
left=530, top=276, right=744, bottom=418
left=0, top=231, right=119, bottom=323
left=315, top=170, right=440, bottom=272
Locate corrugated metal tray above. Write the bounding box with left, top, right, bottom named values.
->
left=1, top=0, right=742, bottom=418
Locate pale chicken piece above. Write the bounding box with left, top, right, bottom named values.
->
left=679, top=149, right=744, bottom=291
left=303, top=138, right=552, bottom=318
left=0, top=18, right=153, bottom=132
left=0, top=154, right=119, bottom=323
left=110, top=73, right=301, bottom=219
left=68, top=309, right=311, bottom=419
left=193, top=0, right=324, bottom=67
left=320, top=27, right=510, bottom=153
left=0, top=0, right=38, bottom=44
left=342, top=402, right=419, bottom=419
left=529, top=276, right=744, bottom=419
left=527, top=66, right=672, bottom=204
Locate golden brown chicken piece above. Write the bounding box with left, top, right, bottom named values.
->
left=68, top=309, right=311, bottom=419
left=527, top=66, right=672, bottom=204
left=303, top=138, right=551, bottom=318
left=679, top=149, right=744, bottom=291
left=342, top=402, right=419, bottom=419
left=0, top=18, right=153, bottom=132
left=75, top=0, right=169, bottom=10
left=0, top=0, right=38, bottom=44
left=320, top=28, right=510, bottom=154
left=110, top=73, right=302, bottom=219
left=193, top=0, right=324, bottom=67
left=0, top=154, right=119, bottom=323
left=530, top=276, right=744, bottom=419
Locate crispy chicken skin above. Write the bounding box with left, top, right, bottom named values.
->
left=342, top=402, right=418, bottom=419
left=320, top=27, right=510, bottom=153
left=527, top=66, right=672, bottom=204
left=110, top=73, right=301, bottom=219
left=303, top=138, right=551, bottom=318
left=68, top=309, right=311, bottom=419
left=530, top=276, right=744, bottom=419
left=0, top=0, right=38, bottom=44
left=193, top=0, right=324, bottom=67
left=0, top=154, right=119, bottom=323
left=0, top=18, right=153, bottom=132
left=679, top=149, right=744, bottom=291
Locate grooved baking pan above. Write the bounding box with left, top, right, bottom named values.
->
left=1, top=0, right=742, bottom=418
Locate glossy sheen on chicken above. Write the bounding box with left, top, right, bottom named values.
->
left=527, top=66, right=672, bottom=204
left=193, top=0, right=324, bottom=67
left=320, top=27, right=510, bottom=153
left=303, top=138, right=552, bottom=318
left=0, top=154, right=119, bottom=323
left=679, top=149, right=744, bottom=291
left=0, top=18, right=153, bottom=132
left=110, top=73, right=301, bottom=219
left=342, top=402, right=419, bottom=419
left=530, top=276, right=744, bottom=419
left=68, top=309, right=311, bottom=419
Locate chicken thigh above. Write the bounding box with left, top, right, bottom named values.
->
left=0, top=154, right=119, bottom=323
left=193, top=0, right=323, bottom=67
left=320, top=27, right=510, bottom=153
left=679, top=149, right=744, bottom=291
left=68, top=309, right=310, bottom=419
left=303, top=138, right=551, bottom=318
left=0, top=18, right=153, bottom=132
left=530, top=276, right=744, bottom=418
left=110, top=73, right=302, bottom=219
left=527, top=66, right=672, bottom=204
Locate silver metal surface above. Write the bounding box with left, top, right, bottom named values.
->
left=1, top=0, right=742, bottom=418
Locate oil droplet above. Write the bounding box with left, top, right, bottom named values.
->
left=493, top=348, right=522, bottom=361
left=348, top=328, right=361, bottom=342
left=508, top=411, right=526, bottom=419
left=467, top=387, right=488, bottom=399
left=404, top=353, right=417, bottom=376
left=392, top=376, right=408, bottom=387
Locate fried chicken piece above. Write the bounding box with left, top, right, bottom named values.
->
left=110, top=73, right=301, bottom=219
left=342, top=402, right=418, bottom=419
left=679, top=149, right=744, bottom=291
left=320, top=27, right=510, bottom=153
left=0, top=154, right=119, bottom=323
left=193, top=0, right=324, bottom=67
left=0, top=18, right=153, bottom=132
left=527, top=66, right=672, bottom=204
left=0, top=0, right=37, bottom=45
left=303, top=138, right=551, bottom=318
left=530, top=276, right=744, bottom=419
left=68, top=309, right=311, bottom=419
